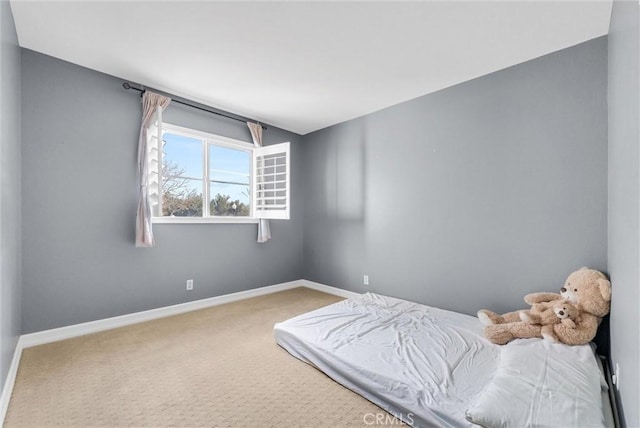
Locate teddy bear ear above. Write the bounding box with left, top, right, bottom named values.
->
left=598, top=278, right=612, bottom=302
left=579, top=266, right=589, bottom=270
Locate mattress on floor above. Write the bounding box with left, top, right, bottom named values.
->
left=273, top=292, right=500, bottom=428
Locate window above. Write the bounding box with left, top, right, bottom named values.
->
left=148, top=123, right=290, bottom=223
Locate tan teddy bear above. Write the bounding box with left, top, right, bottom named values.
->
left=478, top=267, right=611, bottom=346
left=517, top=299, right=582, bottom=343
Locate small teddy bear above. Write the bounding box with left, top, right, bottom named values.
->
left=518, top=299, right=580, bottom=327
left=519, top=299, right=581, bottom=343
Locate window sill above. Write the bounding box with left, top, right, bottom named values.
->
left=152, top=217, right=259, bottom=224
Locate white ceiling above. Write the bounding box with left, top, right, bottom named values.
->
left=10, top=1, right=612, bottom=135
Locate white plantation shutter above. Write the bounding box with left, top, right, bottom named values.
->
left=253, top=142, right=290, bottom=220
left=147, top=118, right=162, bottom=216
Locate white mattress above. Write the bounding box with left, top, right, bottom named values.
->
left=274, top=292, right=500, bottom=427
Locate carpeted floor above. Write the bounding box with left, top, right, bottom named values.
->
left=5, top=287, right=396, bottom=427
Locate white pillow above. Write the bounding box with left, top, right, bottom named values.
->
left=465, top=339, right=604, bottom=428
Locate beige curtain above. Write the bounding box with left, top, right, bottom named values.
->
left=136, top=91, right=171, bottom=247
left=247, top=122, right=271, bottom=243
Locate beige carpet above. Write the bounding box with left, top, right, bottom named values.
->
left=5, top=288, right=400, bottom=427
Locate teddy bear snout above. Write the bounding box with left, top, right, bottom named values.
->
left=561, top=287, right=567, bottom=293
left=558, top=310, right=565, bottom=316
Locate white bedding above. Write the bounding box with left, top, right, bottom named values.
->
left=465, top=339, right=605, bottom=428
left=274, top=292, right=500, bottom=427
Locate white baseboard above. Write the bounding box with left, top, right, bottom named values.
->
left=301, top=279, right=362, bottom=300
left=0, top=339, right=23, bottom=424
left=20, top=280, right=305, bottom=348
left=0, top=278, right=358, bottom=426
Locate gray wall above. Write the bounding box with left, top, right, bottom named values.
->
left=21, top=49, right=303, bottom=333
left=608, top=2, right=639, bottom=427
left=303, top=37, right=608, bottom=318
left=0, top=0, right=22, bottom=389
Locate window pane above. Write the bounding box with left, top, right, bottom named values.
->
left=210, top=182, right=250, bottom=217
left=163, top=132, right=203, bottom=179
left=209, top=145, right=250, bottom=185
left=161, top=132, right=203, bottom=217
left=163, top=178, right=203, bottom=217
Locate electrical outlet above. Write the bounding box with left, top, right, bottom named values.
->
left=363, top=275, right=369, bottom=286
left=186, top=279, right=194, bottom=291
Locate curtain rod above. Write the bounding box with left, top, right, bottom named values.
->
left=122, top=82, right=266, bottom=130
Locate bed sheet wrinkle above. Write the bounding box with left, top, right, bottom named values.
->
left=397, top=334, right=449, bottom=397
left=320, top=313, right=369, bottom=347
left=530, top=352, right=548, bottom=426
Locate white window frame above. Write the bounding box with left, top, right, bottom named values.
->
left=151, top=123, right=290, bottom=224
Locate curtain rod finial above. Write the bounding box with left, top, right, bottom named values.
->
left=122, top=82, right=131, bottom=90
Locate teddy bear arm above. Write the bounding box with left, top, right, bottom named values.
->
left=553, top=315, right=599, bottom=345
left=532, top=301, right=560, bottom=314
left=524, top=292, right=562, bottom=305
left=561, top=318, right=576, bottom=329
